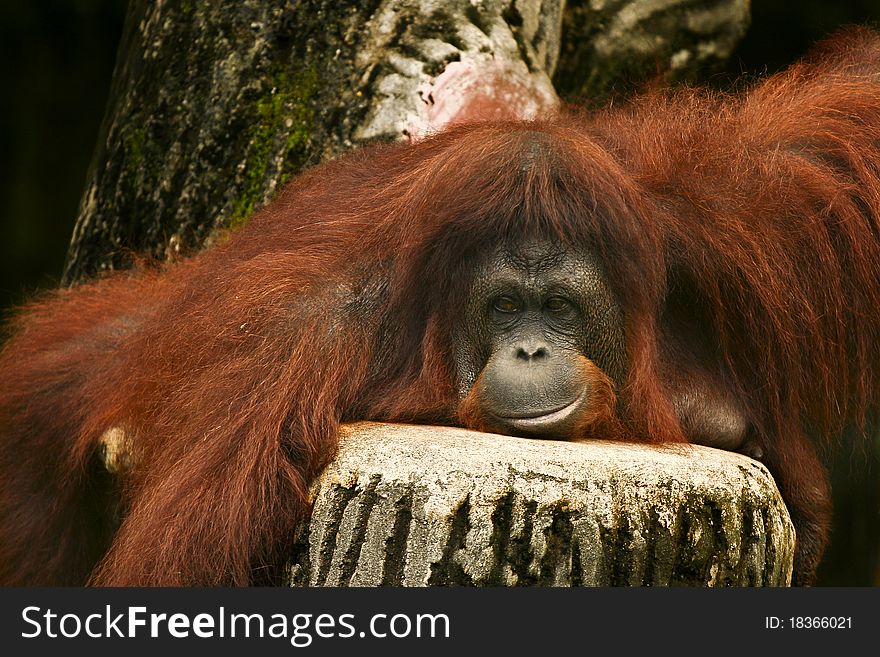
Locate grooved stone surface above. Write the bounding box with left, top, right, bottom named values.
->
left=287, top=422, right=796, bottom=587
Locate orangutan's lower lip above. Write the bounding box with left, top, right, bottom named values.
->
left=494, top=393, right=584, bottom=429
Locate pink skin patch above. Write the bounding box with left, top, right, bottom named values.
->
left=410, top=57, right=559, bottom=140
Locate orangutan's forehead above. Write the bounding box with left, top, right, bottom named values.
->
left=463, top=239, right=607, bottom=296
left=493, top=238, right=598, bottom=276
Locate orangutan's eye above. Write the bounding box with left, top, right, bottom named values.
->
left=492, top=296, right=520, bottom=314
left=544, top=296, right=571, bottom=314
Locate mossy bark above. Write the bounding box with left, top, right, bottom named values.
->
left=65, top=0, right=382, bottom=282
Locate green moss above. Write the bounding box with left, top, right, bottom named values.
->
left=229, top=65, right=319, bottom=228
left=123, top=126, right=146, bottom=169
left=120, top=125, right=146, bottom=200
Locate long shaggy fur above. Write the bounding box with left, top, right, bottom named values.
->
left=2, top=29, right=880, bottom=585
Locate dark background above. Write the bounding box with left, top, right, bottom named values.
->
left=1, top=0, right=879, bottom=585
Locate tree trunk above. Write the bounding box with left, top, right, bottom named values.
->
left=554, top=0, right=750, bottom=102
